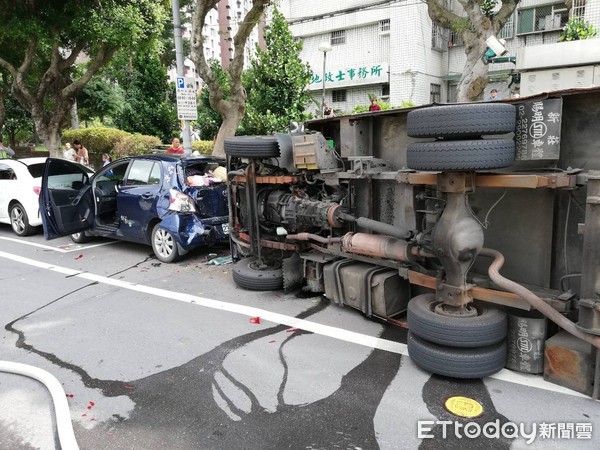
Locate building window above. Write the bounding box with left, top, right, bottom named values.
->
left=517, top=3, right=569, bottom=34
left=332, top=90, right=347, bottom=103
left=448, top=29, right=464, bottom=47
left=380, top=84, right=390, bottom=101
left=499, top=13, right=514, bottom=39
left=331, top=30, right=346, bottom=46
left=571, top=0, right=586, bottom=18
left=430, top=84, right=441, bottom=103
left=379, top=19, right=390, bottom=34
left=431, top=24, right=447, bottom=51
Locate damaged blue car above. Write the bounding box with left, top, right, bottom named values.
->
left=39, top=155, right=229, bottom=262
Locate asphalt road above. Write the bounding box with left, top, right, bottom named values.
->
left=0, top=225, right=598, bottom=450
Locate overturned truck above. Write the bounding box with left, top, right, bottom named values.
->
left=225, top=88, right=600, bottom=399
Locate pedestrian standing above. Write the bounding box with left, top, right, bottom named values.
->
left=63, top=143, right=76, bottom=161
left=369, top=98, right=381, bottom=112
left=486, top=88, right=501, bottom=101
left=167, top=138, right=184, bottom=154
left=73, top=140, right=89, bottom=165
left=0, top=141, right=15, bottom=159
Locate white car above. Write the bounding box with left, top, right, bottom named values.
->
left=0, top=157, right=92, bottom=236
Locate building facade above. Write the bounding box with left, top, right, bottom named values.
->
left=281, top=0, right=600, bottom=114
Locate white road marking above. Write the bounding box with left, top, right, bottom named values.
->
left=0, top=250, right=587, bottom=398
left=0, top=236, right=116, bottom=253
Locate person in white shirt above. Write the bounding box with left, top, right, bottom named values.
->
left=63, top=143, right=76, bottom=161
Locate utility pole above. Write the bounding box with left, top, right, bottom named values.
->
left=172, top=0, right=192, bottom=155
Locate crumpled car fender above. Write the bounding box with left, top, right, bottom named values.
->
left=158, top=212, right=207, bottom=252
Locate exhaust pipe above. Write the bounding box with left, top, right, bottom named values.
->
left=480, top=247, right=600, bottom=350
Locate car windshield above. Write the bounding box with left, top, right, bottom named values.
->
left=27, top=163, right=45, bottom=178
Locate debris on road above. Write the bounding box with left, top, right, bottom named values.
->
left=207, top=255, right=233, bottom=266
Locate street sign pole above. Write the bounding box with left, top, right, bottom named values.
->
left=172, top=0, right=192, bottom=155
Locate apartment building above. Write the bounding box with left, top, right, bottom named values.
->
left=281, top=0, right=600, bottom=114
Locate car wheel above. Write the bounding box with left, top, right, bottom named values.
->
left=232, top=257, right=284, bottom=290
left=224, top=136, right=281, bottom=158
left=407, top=294, right=507, bottom=348
left=71, top=232, right=92, bottom=243
left=406, top=139, right=514, bottom=171
left=10, top=203, right=36, bottom=236
left=151, top=224, right=181, bottom=263
left=408, top=332, right=507, bottom=379
left=407, top=103, right=516, bottom=138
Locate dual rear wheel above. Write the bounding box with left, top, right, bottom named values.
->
left=406, top=103, right=514, bottom=378
left=407, top=294, right=507, bottom=378
left=406, top=103, right=516, bottom=171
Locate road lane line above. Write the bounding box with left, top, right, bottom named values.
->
left=0, top=236, right=116, bottom=253
left=0, top=250, right=587, bottom=398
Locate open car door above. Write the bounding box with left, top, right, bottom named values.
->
left=40, top=158, right=94, bottom=240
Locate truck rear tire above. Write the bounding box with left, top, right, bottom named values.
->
left=406, top=139, right=514, bottom=171
left=224, top=136, right=281, bottom=158
left=408, top=332, right=506, bottom=379
left=407, top=294, right=507, bottom=348
left=232, top=257, right=284, bottom=290
left=407, top=103, right=516, bottom=138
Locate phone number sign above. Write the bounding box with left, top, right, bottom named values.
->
left=515, top=98, right=563, bottom=160
left=176, top=76, right=198, bottom=121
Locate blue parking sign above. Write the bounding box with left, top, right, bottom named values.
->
left=177, top=77, right=185, bottom=89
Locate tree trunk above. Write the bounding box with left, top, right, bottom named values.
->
left=70, top=100, right=80, bottom=129
left=0, top=99, right=5, bottom=137
left=427, top=0, right=517, bottom=102
left=457, top=33, right=491, bottom=102
left=212, top=104, right=245, bottom=158
left=32, top=111, right=62, bottom=157
left=38, top=127, right=62, bottom=157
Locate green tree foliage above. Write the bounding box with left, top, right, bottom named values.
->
left=195, top=60, right=229, bottom=141
left=0, top=70, right=9, bottom=135
left=113, top=53, right=178, bottom=143
left=0, top=0, right=170, bottom=156
left=241, top=8, right=312, bottom=135
left=2, top=95, right=33, bottom=146
left=560, top=16, right=597, bottom=42
left=78, top=76, right=125, bottom=126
